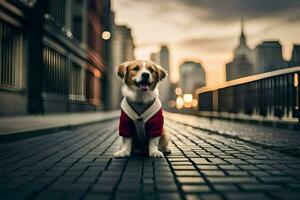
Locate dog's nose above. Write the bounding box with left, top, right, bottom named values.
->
left=141, top=73, right=150, bottom=79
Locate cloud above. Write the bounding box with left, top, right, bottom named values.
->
left=123, top=0, right=300, bottom=22
left=182, top=0, right=300, bottom=20
left=177, top=36, right=236, bottom=52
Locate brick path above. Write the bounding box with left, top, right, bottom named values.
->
left=0, top=116, right=300, bottom=200
left=167, top=113, right=300, bottom=157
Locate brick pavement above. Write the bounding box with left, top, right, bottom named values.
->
left=166, top=112, right=300, bottom=157
left=0, top=117, right=300, bottom=200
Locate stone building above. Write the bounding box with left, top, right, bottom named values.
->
left=0, top=0, right=111, bottom=115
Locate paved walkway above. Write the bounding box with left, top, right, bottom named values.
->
left=0, top=111, right=119, bottom=136
left=0, top=114, right=300, bottom=200
left=167, top=113, right=300, bottom=157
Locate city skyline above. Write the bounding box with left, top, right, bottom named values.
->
left=112, top=0, right=300, bottom=87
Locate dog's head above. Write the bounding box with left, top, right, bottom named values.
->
left=117, top=60, right=167, bottom=92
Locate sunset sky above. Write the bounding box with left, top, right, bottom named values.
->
left=112, top=0, right=300, bottom=87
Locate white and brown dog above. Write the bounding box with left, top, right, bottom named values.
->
left=114, top=60, right=171, bottom=158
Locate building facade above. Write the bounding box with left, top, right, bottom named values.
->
left=106, top=23, right=135, bottom=110
left=179, top=61, right=206, bottom=94
left=0, top=0, right=111, bottom=115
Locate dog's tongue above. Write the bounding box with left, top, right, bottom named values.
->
left=139, top=83, right=149, bottom=91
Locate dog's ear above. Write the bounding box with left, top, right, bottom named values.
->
left=155, top=64, right=168, bottom=81
left=117, top=61, right=131, bottom=79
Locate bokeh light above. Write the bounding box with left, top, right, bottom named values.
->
left=176, top=96, right=184, bottom=109
left=175, top=87, right=182, bottom=96
left=102, top=31, right=111, bottom=40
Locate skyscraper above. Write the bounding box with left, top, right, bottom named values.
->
left=107, top=22, right=135, bottom=110
left=254, top=41, right=287, bottom=73
left=289, top=44, right=300, bottom=67
left=179, top=61, right=206, bottom=94
left=150, top=45, right=171, bottom=107
left=226, top=18, right=254, bottom=81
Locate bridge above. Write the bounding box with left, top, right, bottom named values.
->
left=1, top=1, right=300, bottom=200
left=197, top=66, right=300, bottom=125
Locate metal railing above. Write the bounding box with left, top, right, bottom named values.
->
left=197, top=66, right=300, bottom=122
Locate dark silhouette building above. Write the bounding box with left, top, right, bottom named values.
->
left=107, top=22, right=135, bottom=110
left=0, top=0, right=111, bottom=115
left=254, top=41, right=287, bottom=73
left=290, top=44, right=300, bottom=67
left=179, top=61, right=206, bottom=94
left=225, top=18, right=296, bottom=81
left=226, top=18, right=254, bottom=81
left=150, top=45, right=171, bottom=106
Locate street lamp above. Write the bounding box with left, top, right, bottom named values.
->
left=102, top=31, right=111, bottom=40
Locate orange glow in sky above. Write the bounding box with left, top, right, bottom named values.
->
left=112, top=0, right=300, bottom=87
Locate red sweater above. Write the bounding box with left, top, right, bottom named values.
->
left=119, top=108, right=164, bottom=138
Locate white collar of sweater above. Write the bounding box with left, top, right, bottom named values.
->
left=121, top=97, right=162, bottom=123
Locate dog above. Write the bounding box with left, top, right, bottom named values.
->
left=114, top=60, right=171, bottom=158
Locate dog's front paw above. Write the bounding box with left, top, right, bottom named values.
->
left=163, top=147, right=172, bottom=154
left=149, top=150, right=163, bottom=158
left=114, top=150, right=130, bottom=158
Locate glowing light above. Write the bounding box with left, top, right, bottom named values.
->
left=93, top=69, right=101, bottom=78
left=294, top=73, right=299, bottom=87
left=183, top=94, right=193, bottom=108
left=175, top=87, right=182, bottom=96
left=176, top=96, right=184, bottom=110
left=183, top=94, right=193, bottom=103
left=192, top=99, right=198, bottom=107
left=102, top=31, right=111, bottom=40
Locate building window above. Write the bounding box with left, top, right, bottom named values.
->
left=72, top=0, right=84, bottom=42
left=46, top=0, right=66, bottom=27
left=43, top=46, right=68, bottom=96
left=0, top=21, right=24, bottom=89
left=86, top=68, right=101, bottom=106
left=86, top=70, right=94, bottom=101
left=69, top=62, right=85, bottom=101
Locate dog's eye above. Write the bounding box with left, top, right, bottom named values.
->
left=148, top=68, right=154, bottom=73
left=133, top=66, right=139, bottom=71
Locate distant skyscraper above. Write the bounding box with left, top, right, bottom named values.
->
left=254, top=41, right=287, bottom=73
left=234, top=18, right=253, bottom=60
left=150, top=45, right=171, bottom=107
left=226, top=18, right=254, bottom=81
left=179, top=61, right=206, bottom=94
left=108, top=23, right=135, bottom=110
left=290, top=44, right=300, bottom=67
left=150, top=52, right=159, bottom=64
